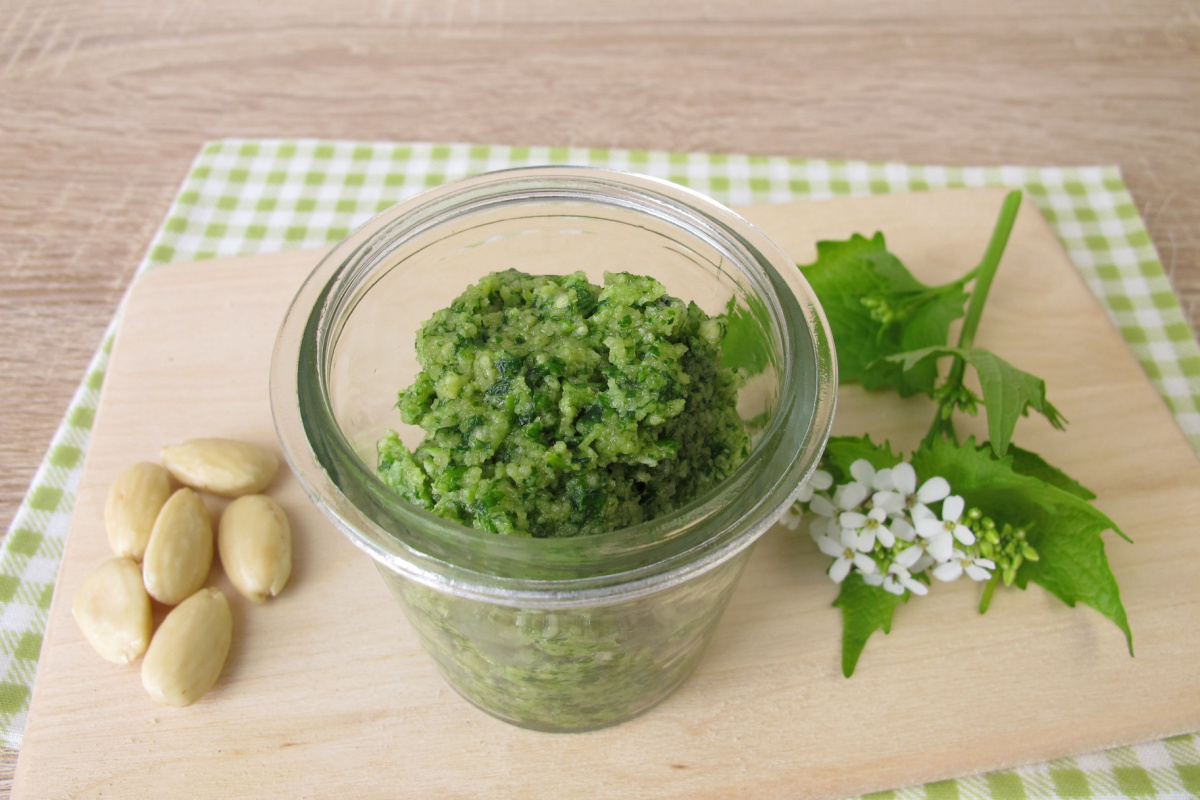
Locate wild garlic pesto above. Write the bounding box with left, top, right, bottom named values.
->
left=378, top=268, right=749, bottom=537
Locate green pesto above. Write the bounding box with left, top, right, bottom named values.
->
left=389, top=546, right=749, bottom=730
left=378, top=269, right=749, bottom=537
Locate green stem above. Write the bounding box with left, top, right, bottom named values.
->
left=965, top=197, right=1022, bottom=613
left=958, top=190, right=1023, bottom=350
left=951, top=264, right=982, bottom=289
left=922, top=412, right=958, bottom=451
left=979, top=573, right=999, bottom=614
left=926, top=191, right=1023, bottom=443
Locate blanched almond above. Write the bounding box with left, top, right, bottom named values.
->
left=160, top=438, right=279, bottom=497
left=105, top=462, right=172, bottom=561
left=72, top=557, right=152, bottom=664
left=219, top=494, right=292, bottom=603
left=141, top=587, right=232, bottom=707
left=142, top=488, right=213, bottom=605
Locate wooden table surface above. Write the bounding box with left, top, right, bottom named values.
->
left=0, top=0, right=1197, bottom=793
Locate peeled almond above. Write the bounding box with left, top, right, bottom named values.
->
left=72, top=558, right=152, bottom=664
left=219, top=494, right=292, bottom=603
left=142, top=488, right=213, bottom=605
left=141, top=587, right=232, bottom=707
left=160, top=438, right=279, bottom=497
left=105, top=462, right=172, bottom=561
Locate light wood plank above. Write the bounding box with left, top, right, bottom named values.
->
left=11, top=189, right=1199, bottom=799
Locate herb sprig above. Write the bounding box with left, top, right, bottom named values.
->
left=783, top=191, right=1131, bottom=676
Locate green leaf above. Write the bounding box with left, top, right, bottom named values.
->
left=910, top=436, right=1132, bottom=653
left=822, top=435, right=901, bottom=483
left=798, top=234, right=968, bottom=397
left=720, top=294, right=771, bottom=376
left=1008, top=444, right=1095, bottom=500
left=885, top=286, right=970, bottom=395
left=1015, top=504, right=1133, bottom=654
left=832, top=572, right=908, bottom=677
left=887, top=345, right=1066, bottom=456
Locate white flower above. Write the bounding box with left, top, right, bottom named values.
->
left=849, top=459, right=895, bottom=492
left=809, top=494, right=838, bottom=541
left=889, top=516, right=916, bottom=542
left=872, top=492, right=905, bottom=516
left=816, top=528, right=878, bottom=583
left=932, top=550, right=997, bottom=582
left=895, top=526, right=954, bottom=567
left=832, top=481, right=869, bottom=511
left=909, top=552, right=936, bottom=574
left=894, top=462, right=948, bottom=500
left=809, top=480, right=868, bottom=540
left=873, top=462, right=951, bottom=518
left=839, top=507, right=895, bottom=551
left=809, top=516, right=832, bottom=542
left=881, top=563, right=929, bottom=596
left=915, top=495, right=976, bottom=546
left=795, top=468, right=833, bottom=503
left=779, top=502, right=804, bottom=531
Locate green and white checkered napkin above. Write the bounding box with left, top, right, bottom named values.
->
left=4, top=140, right=1199, bottom=797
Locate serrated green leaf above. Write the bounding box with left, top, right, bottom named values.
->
left=720, top=294, right=772, bottom=376
left=798, top=235, right=899, bottom=384
left=886, top=345, right=1066, bottom=456
left=820, top=233, right=921, bottom=287
left=856, top=283, right=969, bottom=396
left=798, top=234, right=968, bottom=397
left=910, top=436, right=1132, bottom=653
left=1008, top=444, right=1095, bottom=500
left=1014, top=504, right=1133, bottom=654
left=889, top=285, right=970, bottom=395
left=832, top=572, right=908, bottom=677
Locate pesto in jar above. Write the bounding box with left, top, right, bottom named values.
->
left=378, top=269, right=749, bottom=537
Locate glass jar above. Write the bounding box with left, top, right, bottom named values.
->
left=270, top=167, right=836, bottom=732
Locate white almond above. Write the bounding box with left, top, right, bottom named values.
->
left=141, top=587, right=232, bottom=707
left=219, top=494, right=292, bottom=603
left=160, top=438, right=279, bottom=497
left=142, top=488, right=213, bottom=606
left=105, top=462, right=172, bottom=561
left=72, top=557, right=152, bottom=664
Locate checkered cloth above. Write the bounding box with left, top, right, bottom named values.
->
left=4, top=140, right=1198, bottom=798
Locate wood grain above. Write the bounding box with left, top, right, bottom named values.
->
left=11, top=190, right=1200, bottom=799
left=1, top=1, right=1198, bottom=791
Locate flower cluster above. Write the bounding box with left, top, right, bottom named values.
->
left=784, top=459, right=1035, bottom=597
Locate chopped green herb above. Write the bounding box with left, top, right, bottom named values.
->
left=378, top=269, right=750, bottom=537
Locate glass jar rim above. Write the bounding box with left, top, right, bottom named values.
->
left=270, top=166, right=836, bottom=607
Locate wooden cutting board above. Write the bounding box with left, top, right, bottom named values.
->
left=14, top=188, right=1200, bottom=799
